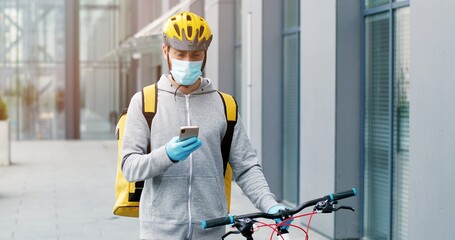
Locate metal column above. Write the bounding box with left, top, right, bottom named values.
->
left=65, top=0, right=80, bottom=139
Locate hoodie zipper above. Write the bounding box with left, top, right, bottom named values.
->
left=184, top=94, right=193, bottom=240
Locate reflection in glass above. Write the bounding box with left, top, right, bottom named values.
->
left=282, top=33, right=299, bottom=207
left=282, top=0, right=300, bottom=207
left=392, top=7, right=410, bottom=240
left=79, top=0, right=121, bottom=139
left=365, top=0, right=389, bottom=9
left=364, top=12, right=390, bottom=240
left=284, top=0, right=299, bottom=29
left=0, top=0, right=65, bottom=140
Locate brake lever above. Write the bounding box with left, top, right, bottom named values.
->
left=221, top=230, right=240, bottom=239
left=313, top=200, right=332, bottom=212
left=222, top=218, right=258, bottom=239
left=314, top=200, right=355, bottom=213
left=333, top=205, right=355, bottom=212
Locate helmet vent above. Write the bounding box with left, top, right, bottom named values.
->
left=171, top=17, right=176, bottom=21
left=187, top=15, right=192, bottom=21
left=173, top=24, right=181, bottom=37
left=187, top=26, right=193, bottom=38
left=200, top=26, right=205, bottom=36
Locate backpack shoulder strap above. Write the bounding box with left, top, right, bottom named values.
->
left=218, top=92, right=237, bottom=123
left=141, top=84, right=157, bottom=130
left=217, top=91, right=238, bottom=213
left=217, top=91, right=238, bottom=164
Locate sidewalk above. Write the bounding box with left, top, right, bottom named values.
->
left=0, top=141, right=324, bottom=240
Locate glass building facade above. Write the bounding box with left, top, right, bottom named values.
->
left=0, top=0, right=127, bottom=140
left=79, top=0, right=122, bottom=139
left=0, top=0, right=163, bottom=140
left=0, top=0, right=66, bottom=140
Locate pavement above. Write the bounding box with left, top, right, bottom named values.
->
left=0, top=141, right=326, bottom=240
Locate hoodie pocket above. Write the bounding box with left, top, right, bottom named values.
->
left=150, top=176, right=188, bottom=223
left=192, top=176, right=227, bottom=222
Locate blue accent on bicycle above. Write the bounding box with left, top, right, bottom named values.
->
left=352, top=187, right=357, bottom=196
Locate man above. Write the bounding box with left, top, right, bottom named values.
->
left=121, top=11, right=291, bottom=240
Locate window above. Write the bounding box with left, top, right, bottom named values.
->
left=282, top=0, right=300, bottom=206
left=363, top=1, right=410, bottom=239
left=79, top=0, right=121, bottom=139
left=0, top=0, right=66, bottom=140
left=392, top=7, right=410, bottom=240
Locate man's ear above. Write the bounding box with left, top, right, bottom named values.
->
left=162, top=44, right=168, bottom=59
left=163, top=45, right=172, bottom=72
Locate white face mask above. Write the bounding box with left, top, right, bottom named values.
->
left=170, top=58, right=203, bottom=86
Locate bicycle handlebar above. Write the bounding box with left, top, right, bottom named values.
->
left=201, top=188, right=357, bottom=229
left=202, top=216, right=235, bottom=229
left=329, top=188, right=357, bottom=201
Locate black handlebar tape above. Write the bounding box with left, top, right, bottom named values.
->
left=328, top=188, right=357, bottom=201
left=202, top=216, right=234, bottom=229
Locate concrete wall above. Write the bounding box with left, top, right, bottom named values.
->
left=261, top=0, right=283, bottom=199
left=409, top=1, right=455, bottom=239
left=334, top=1, right=362, bottom=238
left=205, top=0, right=236, bottom=95
left=204, top=0, right=264, bottom=153
left=239, top=0, right=263, bottom=158
left=0, top=121, right=10, bottom=166
left=204, top=0, right=266, bottom=159
left=299, top=1, right=362, bottom=238
left=300, top=0, right=337, bottom=237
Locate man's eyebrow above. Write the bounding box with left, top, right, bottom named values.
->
left=173, top=50, right=203, bottom=55
left=172, top=49, right=185, bottom=54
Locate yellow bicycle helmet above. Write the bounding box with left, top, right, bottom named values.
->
left=162, top=11, right=213, bottom=51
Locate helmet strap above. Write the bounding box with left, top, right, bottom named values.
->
left=201, top=51, right=207, bottom=71
left=166, top=46, right=172, bottom=72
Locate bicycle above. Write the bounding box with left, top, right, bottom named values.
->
left=202, top=188, right=357, bottom=240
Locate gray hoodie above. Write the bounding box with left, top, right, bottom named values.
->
left=122, top=75, right=278, bottom=240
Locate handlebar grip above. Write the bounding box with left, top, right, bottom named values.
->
left=202, top=216, right=234, bottom=229
left=328, top=188, right=357, bottom=201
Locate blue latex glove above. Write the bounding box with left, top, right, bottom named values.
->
left=165, top=136, right=202, bottom=161
left=268, top=205, right=293, bottom=230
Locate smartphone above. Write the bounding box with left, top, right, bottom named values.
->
left=179, top=126, right=199, bottom=141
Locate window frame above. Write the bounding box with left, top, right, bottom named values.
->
left=361, top=1, right=410, bottom=239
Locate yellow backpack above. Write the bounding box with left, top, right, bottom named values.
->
left=113, top=84, right=238, bottom=217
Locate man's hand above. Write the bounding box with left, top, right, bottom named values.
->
left=268, top=205, right=293, bottom=230
left=165, top=136, right=202, bottom=161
